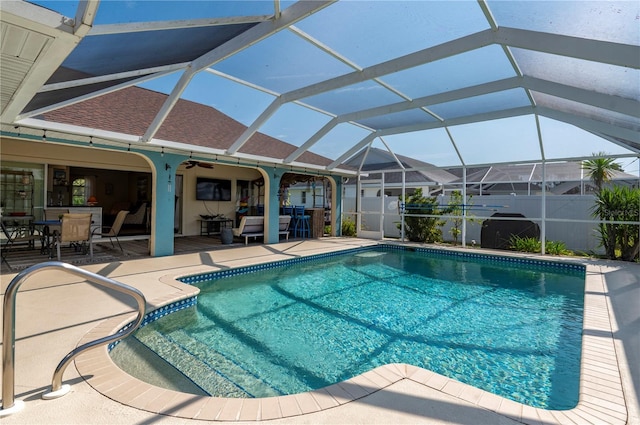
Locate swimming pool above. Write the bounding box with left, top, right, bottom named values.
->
left=110, top=246, right=585, bottom=410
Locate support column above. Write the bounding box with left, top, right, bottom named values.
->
left=541, top=161, right=547, bottom=255
left=146, top=152, right=183, bottom=257
left=401, top=170, right=406, bottom=242
left=462, top=167, right=467, bottom=248
left=356, top=175, right=362, bottom=235
left=332, top=176, right=343, bottom=236
left=262, top=167, right=284, bottom=244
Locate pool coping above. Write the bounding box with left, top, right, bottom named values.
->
left=74, top=245, right=628, bottom=424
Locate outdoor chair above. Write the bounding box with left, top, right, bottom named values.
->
left=293, top=205, right=310, bottom=238
left=93, top=210, right=128, bottom=252
left=124, top=202, right=147, bottom=226
left=278, top=215, right=291, bottom=241
left=232, top=216, right=264, bottom=245
left=54, top=213, right=93, bottom=261
left=1, top=220, right=40, bottom=268
left=44, top=208, right=66, bottom=235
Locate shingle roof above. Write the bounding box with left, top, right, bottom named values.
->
left=41, top=86, right=333, bottom=167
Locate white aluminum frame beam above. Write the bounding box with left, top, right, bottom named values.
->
left=141, top=0, right=334, bottom=143
left=537, top=107, right=640, bottom=152
left=87, top=15, right=271, bottom=36
left=0, top=1, right=98, bottom=122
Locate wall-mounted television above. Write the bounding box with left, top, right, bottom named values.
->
left=196, top=177, right=232, bottom=201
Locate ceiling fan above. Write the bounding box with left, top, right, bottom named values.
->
left=184, top=160, right=214, bottom=169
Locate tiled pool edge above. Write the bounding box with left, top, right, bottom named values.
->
left=74, top=247, right=627, bottom=424
left=177, top=243, right=585, bottom=286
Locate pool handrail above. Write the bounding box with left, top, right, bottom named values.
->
left=1, top=261, right=146, bottom=416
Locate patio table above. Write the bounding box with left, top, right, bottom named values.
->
left=33, top=219, right=60, bottom=256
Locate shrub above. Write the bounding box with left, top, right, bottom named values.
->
left=510, top=236, right=573, bottom=256
left=509, top=235, right=541, bottom=253
left=592, top=186, right=640, bottom=261
left=545, top=240, right=572, bottom=256
left=342, top=216, right=356, bottom=237
left=398, top=188, right=445, bottom=243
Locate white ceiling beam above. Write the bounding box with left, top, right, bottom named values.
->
left=522, top=76, right=639, bottom=118
left=280, top=25, right=630, bottom=124
left=288, top=78, right=520, bottom=163
left=16, top=69, right=177, bottom=120
left=225, top=98, right=284, bottom=154
left=282, top=29, right=496, bottom=103
left=537, top=107, right=640, bottom=153
left=0, top=2, right=91, bottom=122
left=283, top=117, right=339, bottom=163
left=340, top=77, right=522, bottom=123
left=73, top=1, right=99, bottom=36
left=142, top=1, right=334, bottom=143
left=589, top=131, right=640, bottom=154
left=328, top=132, right=378, bottom=170
left=190, top=1, right=333, bottom=73
left=87, top=15, right=271, bottom=36
left=38, top=63, right=188, bottom=92
left=495, top=27, right=640, bottom=69
left=292, top=76, right=637, bottom=161
left=378, top=106, right=534, bottom=136
left=378, top=136, right=406, bottom=170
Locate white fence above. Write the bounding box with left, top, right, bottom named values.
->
left=343, top=195, right=605, bottom=254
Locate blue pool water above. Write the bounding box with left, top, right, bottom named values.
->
left=115, top=247, right=585, bottom=410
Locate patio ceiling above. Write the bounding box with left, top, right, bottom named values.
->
left=1, top=1, right=639, bottom=173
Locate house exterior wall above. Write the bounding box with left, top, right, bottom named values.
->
left=1, top=137, right=264, bottom=239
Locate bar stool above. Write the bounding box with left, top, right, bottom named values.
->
left=282, top=205, right=296, bottom=234
left=293, top=205, right=310, bottom=238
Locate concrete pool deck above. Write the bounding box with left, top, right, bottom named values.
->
left=1, top=238, right=638, bottom=424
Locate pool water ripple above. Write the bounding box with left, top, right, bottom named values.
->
left=112, top=248, right=584, bottom=409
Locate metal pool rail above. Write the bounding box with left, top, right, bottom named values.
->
left=1, top=261, right=146, bottom=417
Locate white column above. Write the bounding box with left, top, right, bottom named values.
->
left=541, top=160, right=547, bottom=255
left=462, top=167, right=467, bottom=248
left=380, top=172, right=385, bottom=239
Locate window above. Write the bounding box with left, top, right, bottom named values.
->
left=71, top=177, right=93, bottom=205
left=301, top=191, right=307, bottom=203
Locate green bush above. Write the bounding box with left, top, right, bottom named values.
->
left=509, top=235, right=541, bottom=253
left=592, top=186, right=640, bottom=261
left=545, top=240, right=572, bottom=256
left=342, top=217, right=356, bottom=237
left=509, top=236, right=573, bottom=255
left=398, top=188, right=445, bottom=243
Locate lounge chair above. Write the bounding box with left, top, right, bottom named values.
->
left=232, top=216, right=264, bottom=245
left=278, top=215, right=291, bottom=241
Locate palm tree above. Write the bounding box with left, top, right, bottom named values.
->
left=582, top=152, right=623, bottom=192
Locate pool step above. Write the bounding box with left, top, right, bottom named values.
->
left=135, top=328, right=280, bottom=397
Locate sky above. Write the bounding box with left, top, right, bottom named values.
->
left=28, top=0, right=640, bottom=175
